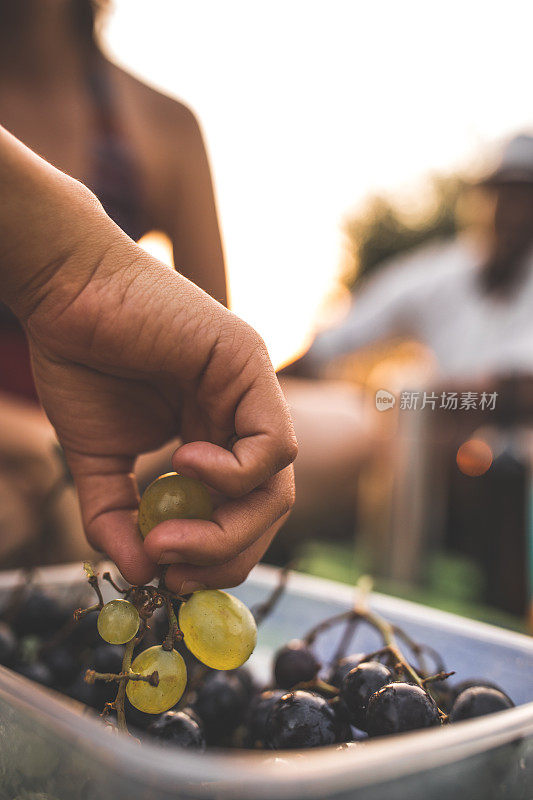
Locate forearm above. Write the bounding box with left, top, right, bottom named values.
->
left=0, top=126, right=227, bottom=368
left=0, top=125, right=112, bottom=320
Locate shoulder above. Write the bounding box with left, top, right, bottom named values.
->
left=105, top=61, right=210, bottom=222
left=108, top=62, right=204, bottom=149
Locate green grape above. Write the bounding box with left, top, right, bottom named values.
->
left=179, top=589, right=257, bottom=670
left=126, top=645, right=187, bottom=714
left=97, top=599, right=140, bottom=645
left=138, top=472, right=213, bottom=538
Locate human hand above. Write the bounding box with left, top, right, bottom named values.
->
left=0, top=128, right=297, bottom=590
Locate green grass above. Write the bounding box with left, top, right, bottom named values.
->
left=297, top=540, right=528, bottom=634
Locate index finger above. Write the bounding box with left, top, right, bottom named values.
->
left=66, top=451, right=157, bottom=586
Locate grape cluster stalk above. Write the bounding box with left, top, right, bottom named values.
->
left=301, top=599, right=453, bottom=722
left=74, top=560, right=264, bottom=735
left=75, top=562, right=187, bottom=734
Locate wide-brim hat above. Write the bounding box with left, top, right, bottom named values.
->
left=480, top=134, right=533, bottom=185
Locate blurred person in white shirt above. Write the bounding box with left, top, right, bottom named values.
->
left=299, top=134, right=533, bottom=382
left=273, top=135, right=533, bottom=560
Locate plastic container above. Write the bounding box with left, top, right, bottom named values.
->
left=0, top=562, right=531, bottom=800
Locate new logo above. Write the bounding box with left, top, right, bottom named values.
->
left=375, top=389, right=396, bottom=411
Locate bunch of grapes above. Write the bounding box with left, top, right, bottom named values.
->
left=0, top=471, right=516, bottom=759
left=73, top=472, right=257, bottom=733
left=89, top=584, right=256, bottom=720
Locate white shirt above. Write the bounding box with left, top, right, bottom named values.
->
left=312, top=237, right=533, bottom=380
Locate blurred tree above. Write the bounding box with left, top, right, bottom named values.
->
left=342, top=174, right=465, bottom=290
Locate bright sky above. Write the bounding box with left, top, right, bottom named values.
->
left=104, top=0, right=533, bottom=368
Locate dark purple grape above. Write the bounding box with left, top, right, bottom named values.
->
left=366, top=683, right=441, bottom=736
left=232, top=666, right=257, bottom=699
left=17, top=660, right=54, bottom=688
left=328, top=653, right=365, bottom=688
left=0, top=622, right=17, bottom=667
left=328, top=695, right=352, bottom=741
left=147, top=710, right=205, bottom=749
left=265, top=690, right=339, bottom=749
left=181, top=705, right=203, bottom=727
left=193, top=671, right=248, bottom=739
left=13, top=590, right=70, bottom=637
left=44, top=645, right=79, bottom=687
left=67, top=611, right=100, bottom=648
left=68, top=669, right=115, bottom=710
left=89, top=644, right=124, bottom=674
left=73, top=646, right=124, bottom=711
left=449, top=687, right=514, bottom=722
left=450, top=679, right=510, bottom=704
left=247, top=690, right=285, bottom=746
left=273, top=640, right=320, bottom=688
left=124, top=698, right=155, bottom=731
left=427, top=678, right=454, bottom=714
left=340, top=661, right=393, bottom=730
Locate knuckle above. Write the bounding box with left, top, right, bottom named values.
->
left=283, top=436, right=299, bottom=466
left=272, top=433, right=298, bottom=473
left=243, top=324, right=266, bottom=351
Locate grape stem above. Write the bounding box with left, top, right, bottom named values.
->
left=74, top=603, right=101, bottom=620
left=102, top=572, right=128, bottom=594
left=162, top=595, right=182, bottom=651
left=422, top=670, right=455, bottom=685
left=360, top=608, right=425, bottom=686
left=293, top=678, right=339, bottom=696
left=302, top=605, right=449, bottom=723
left=111, top=637, right=136, bottom=734
left=391, top=625, right=446, bottom=676
left=252, top=561, right=294, bottom=625
left=303, top=610, right=354, bottom=646
left=356, top=611, right=449, bottom=723
left=330, top=615, right=360, bottom=666
left=88, top=573, right=104, bottom=609
left=75, top=566, right=191, bottom=735
left=86, top=668, right=159, bottom=686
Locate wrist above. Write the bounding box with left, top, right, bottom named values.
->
left=0, top=126, right=115, bottom=322
left=3, top=183, right=114, bottom=324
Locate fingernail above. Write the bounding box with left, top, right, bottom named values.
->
left=179, top=580, right=207, bottom=594
left=158, top=551, right=183, bottom=565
